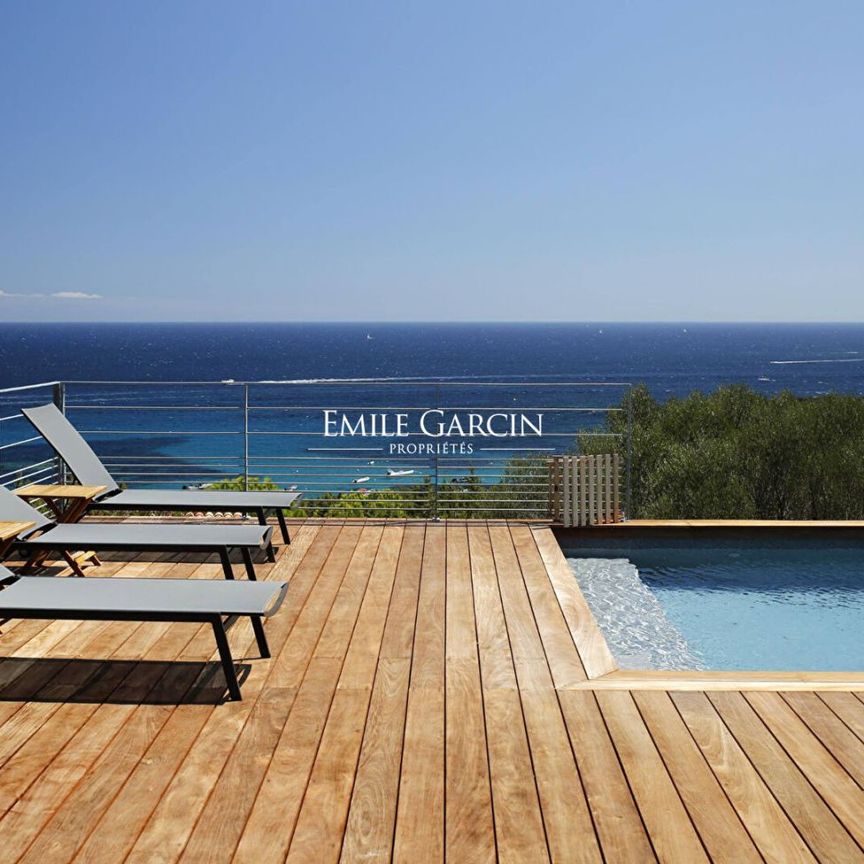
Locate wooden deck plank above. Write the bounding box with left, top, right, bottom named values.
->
left=469, top=525, right=517, bottom=692
left=229, top=524, right=399, bottom=864
left=340, top=658, right=412, bottom=864
left=595, top=690, right=709, bottom=862
left=285, top=686, right=372, bottom=864
left=671, top=691, right=816, bottom=864
left=283, top=524, right=409, bottom=864
left=782, top=692, right=864, bottom=788
left=124, top=524, right=324, bottom=864
left=378, top=524, right=425, bottom=660
left=633, top=691, right=762, bottom=862
left=483, top=689, right=551, bottom=863
left=468, top=525, right=549, bottom=863
left=0, top=553, right=204, bottom=760
left=0, top=623, right=154, bottom=819
left=579, top=669, right=864, bottom=690
left=392, top=690, right=444, bottom=864
left=557, top=690, right=656, bottom=862
left=488, top=527, right=602, bottom=862
left=708, top=691, right=863, bottom=862
left=508, top=525, right=587, bottom=688
left=340, top=525, right=424, bottom=864
left=0, top=555, right=212, bottom=834
left=393, top=524, right=445, bottom=864
left=75, top=527, right=322, bottom=864
left=488, top=524, right=552, bottom=692
left=404, top=523, right=445, bottom=693
left=444, top=524, right=496, bottom=864
left=188, top=523, right=377, bottom=864
left=530, top=527, right=616, bottom=679
left=517, top=690, right=603, bottom=864
left=0, top=620, right=125, bottom=765
left=334, top=524, right=404, bottom=690
left=13, top=616, right=218, bottom=861
left=744, top=691, right=864, bottom=845
left=313, top=525, right=386, bottom=663
left=819, top=691, right=864, bottom=744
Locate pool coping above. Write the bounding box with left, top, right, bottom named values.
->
left=549, top=520, right=864, bottom=691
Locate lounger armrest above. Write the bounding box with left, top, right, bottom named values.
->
left=262, top=582, right=289, bottom=617
left=259, top=526, right=274, bottom=549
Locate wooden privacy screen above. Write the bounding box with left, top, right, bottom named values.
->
left=548, top=454, right=622, bottom=526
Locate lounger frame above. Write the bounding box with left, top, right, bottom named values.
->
left=16, top=532, right=272, bottom=581
left=95, top=498, right=292, bottom=548
left=22, top=404, right=300, bottom=545
left=1, top=485, right=274, bottom=580
left=0, top=605, right=269, bottom=700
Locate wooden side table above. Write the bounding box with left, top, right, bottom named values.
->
left=15, top=484, right=108, bottom=576
left=15, top=484, right=108, bottom=524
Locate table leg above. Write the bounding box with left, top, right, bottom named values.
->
left=22, top=550, right=50, bottom=573
left=0, top=537, right=16, bottom=563
left=44, top=495, right=101, bottom=569
left=62, top=551, right=89, bottom=578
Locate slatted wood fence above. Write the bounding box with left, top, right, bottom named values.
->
left=548, top=454, right=623, bottom=526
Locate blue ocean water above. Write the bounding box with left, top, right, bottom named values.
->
left=3, top=321, right=864, bottom=394
left=3, top=322, right=864, bottom=498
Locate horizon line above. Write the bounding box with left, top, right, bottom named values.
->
left=4, top=320, right=864, bottom=326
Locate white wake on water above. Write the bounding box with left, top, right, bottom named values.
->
left=769, top=358, right=864, bottom=365
left=250, top=374, right=580, bottom=383
left=568, top=558, right=706, bottom=671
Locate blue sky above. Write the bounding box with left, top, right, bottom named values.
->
left=1, top=1, right=862, bottom=322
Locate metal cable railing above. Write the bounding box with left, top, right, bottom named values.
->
left=0, top=381, right=63, bottom=490
left=1, top=378, right=632, bottom=519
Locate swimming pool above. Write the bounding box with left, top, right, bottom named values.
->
left=564, top=536, right=864, bottom=671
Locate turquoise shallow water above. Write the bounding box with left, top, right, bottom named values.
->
left=568, top=542, right=864, bottom=671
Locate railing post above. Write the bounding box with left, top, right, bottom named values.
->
left=243, top=383, right=250, bottom=492
left=52, top=381, right=66, bottom=484
left=625, top=384, right=633, bottom=520
left=431, top=382, right=440, bottom=519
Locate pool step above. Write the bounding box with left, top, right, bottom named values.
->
left=569, top=557, right=706, bottom=671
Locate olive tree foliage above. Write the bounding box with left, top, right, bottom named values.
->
left=580, top=385, right=864, bottom=519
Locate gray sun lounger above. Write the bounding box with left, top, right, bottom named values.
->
left=22, top=404, right=301, bottom=545
left=0, top=563, right=287, bottom=700
left=0, top=486, right=273, bottom=581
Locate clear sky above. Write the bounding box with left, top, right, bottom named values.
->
left=1, top=1, right=862, bottom=322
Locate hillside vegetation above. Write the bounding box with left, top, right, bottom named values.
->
left=583, top=385, right=864, bottom=520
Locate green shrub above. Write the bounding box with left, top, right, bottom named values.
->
left=581, top=385, right=864, bottom=519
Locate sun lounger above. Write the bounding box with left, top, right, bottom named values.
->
left=0, top=486, right=272, bottom=580
left=0, top=563, right=287, bottom=700
left=22, top=404, right=301, bottom=545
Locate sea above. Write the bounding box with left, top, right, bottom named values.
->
left=3, top=322, right=864, bottom=495
left=3, top=321, right=864, bottom=394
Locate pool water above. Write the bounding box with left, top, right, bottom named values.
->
left=566, top=541, right=864, bottom=671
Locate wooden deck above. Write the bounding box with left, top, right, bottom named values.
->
left=1, top=520, right=863, bottom=862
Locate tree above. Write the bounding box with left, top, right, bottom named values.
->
left=581, top=385, right=864, bottom=519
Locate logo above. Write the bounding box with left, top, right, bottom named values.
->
left=322, top=409, right=544, bottom=454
